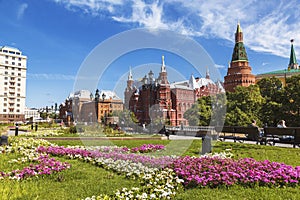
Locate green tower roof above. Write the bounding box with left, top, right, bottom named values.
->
left=231, top=23, right=248, bottom=62
left=289, top=42, right=298, bottom=66
left=231, top=42, right=248, bottom=61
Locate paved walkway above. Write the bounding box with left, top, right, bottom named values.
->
left=5, top=130, right=298, bottom=148
left=168, top=135, right=298, bottom=148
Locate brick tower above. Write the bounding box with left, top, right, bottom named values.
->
left=224, top=22, right=255, bottom=92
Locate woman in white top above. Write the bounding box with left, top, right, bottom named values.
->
left=277, top=120, right=286, bottom=128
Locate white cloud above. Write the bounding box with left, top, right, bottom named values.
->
left=52, top=0, right=300, bottom=59
left=27, top=73, right=75, bottom=80
left=17, top=3, right=28, bottom=20
left=215, top=64, right=226, bottom=69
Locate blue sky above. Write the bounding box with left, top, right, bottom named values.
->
left=0, top=0, right=299, bottom=108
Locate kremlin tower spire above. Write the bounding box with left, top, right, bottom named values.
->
left=128, top=66, right=133, bottom=80
left=224, top=22, right=255, bottom=92
left=288, top=39, right=299, bottom=70
left=205, top=67, right=210, bottom=79
left=161, top=55, right=166, bottom=72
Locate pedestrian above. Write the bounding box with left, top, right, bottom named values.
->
left=277, top=120, right=286, bottom=128
left=277, top=120, right=293, bottom=141
left=248, top=119, right=258, bottom=128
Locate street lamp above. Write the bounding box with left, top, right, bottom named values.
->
left=102, top=93, right=106, bottom=124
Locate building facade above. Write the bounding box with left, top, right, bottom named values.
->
left=24, top=107, right=41, bottom=122
left=80, top=90, right=123, bottom=124
left=59, top=89, right=123, bottom=125
left=224, top=23, right=255, bottom=92
left=124, top=56, right=224, bottom=126
left=0, top=46, right=27, bottom=123
left=59, top=90, right=91, bottom=125
left=256, top=39, right=300, bottom=85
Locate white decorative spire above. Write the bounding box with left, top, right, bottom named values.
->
left=206, top=66, right=210, bottom=79
left=128, top=66, right=133, bottom=80
left=189, top=74, right=197, bottom=90
left=161, top=55, right=166, bottom=72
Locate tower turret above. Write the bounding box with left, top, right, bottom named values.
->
left=288, top=39, right=299, bottom=70
left=224, top=22, right=255, bottom=92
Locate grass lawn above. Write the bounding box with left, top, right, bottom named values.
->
left=1, top=138, right=300, bottom=199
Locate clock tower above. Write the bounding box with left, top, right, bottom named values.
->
left=224, top=22, right=255, bottom=92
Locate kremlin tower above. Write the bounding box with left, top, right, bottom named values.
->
left=224, top=22, right=255, bottom=92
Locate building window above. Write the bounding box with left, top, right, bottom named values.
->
left=17, top=104, right=20, bottom=107
left=4, top=82, right=7, bottom=85
left=12, top=62, right=15, bottom=65
left=16, top=109, right=20, bottom=112
left=17, top=94, right=20, bottom=97
left=4, top=98, right=7, bottom=101
left=18, top=78, right=21, bottom=81
left=17, top=83, right=21, bottom=86
left=5, top=71, right=8, bottom=74
left=17, top=99, right=20, bottom=102
left=3, top=109, right=6, bottom=112
left=18, top=73, right=21, bottom=76
left=5, top=77, right=8, bottom=80
left=12, top=57, right=15, bottom=60
left=5, top=61, right=8, bottom=64
left=4, top=103, right=7, bottom=106
left=18, top=58, right=21, bottom=61
left=9, top=51, right=15, bottom=54
left=18, top=63, right=21, bottom=66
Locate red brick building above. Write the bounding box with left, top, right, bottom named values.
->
left=59, top=89, right=123, bottom=125
left=124, top=56, right=224, bottom=126
left=224, top=22, right=255, bottom=92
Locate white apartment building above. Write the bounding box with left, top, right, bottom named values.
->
left=0, top=46, right=27, bottom=122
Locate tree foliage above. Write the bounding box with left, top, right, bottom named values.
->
left=180, top=75, right=300, bottom=127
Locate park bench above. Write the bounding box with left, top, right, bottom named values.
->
left=263, top=127, right=300, bottom=148
left=215, top=126, right=263, bottom=144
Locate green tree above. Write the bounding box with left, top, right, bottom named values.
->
left=211, top=93, right=227, bottom=127
left=112, top=109, right=138, bottom=127
left=225, top=85, right=264, bottom=126
left=184, top=96, right=212, bottom=126
left=282, top=75, right=300, bottom=126
left=257, top=77, right=284, bottom=126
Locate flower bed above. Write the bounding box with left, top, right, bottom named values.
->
left=0, top=155, right=70, bottom=180
left=37, top=145, right=183, bottom=199
left=170, top=156, right=300, bottom=188
left=0, top=138, right=70, bottom=181
left=37, top=145, right=174, bottom=169
left=130, top=144, right=165, bottom=153
left=2, top=138, right=300, bottom=199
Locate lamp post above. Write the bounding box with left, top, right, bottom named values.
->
left=102, top=93, right=106, bottom=124
left=89, top=112, right=92, bottom=124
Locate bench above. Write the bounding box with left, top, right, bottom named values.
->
left=215, top=126, right=263, bottom=144
left=263, top=127, right=300, bottom=148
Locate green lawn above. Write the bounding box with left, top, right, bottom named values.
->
left=1, top=138, right=300, bottom=199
